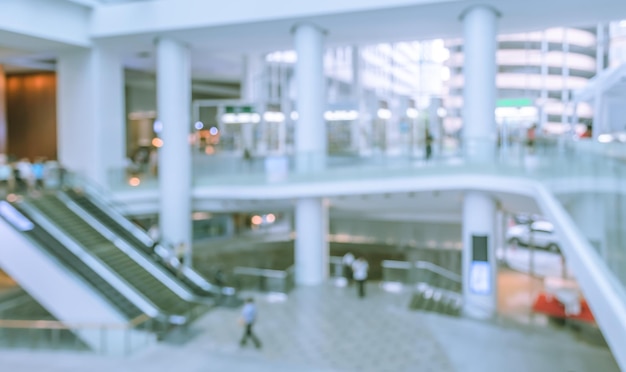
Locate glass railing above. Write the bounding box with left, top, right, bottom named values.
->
left=105, top=137, right=582, bottom=190
left=105, top=138, right=626, bottom=305
left=0, top=313, right=156, bottom=355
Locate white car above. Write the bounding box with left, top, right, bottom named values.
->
left=506, top=220, right=561, bottom=253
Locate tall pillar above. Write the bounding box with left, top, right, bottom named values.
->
left=241, top=55, right=264, bottom=153
left=460, top=5, right=499, bottom=319
left=292, top=23, right=327, bottom=285
left=351, top=46, right=364, bottom=153
left=293, top=23, right=326, bottom=171
left=461, top=5, right=498, bottom=161
left=156, top=38, right=192, bottom=266
left=57, top=45, right=126, bottom=187
left=462, top=192, right=497, bottom=319
left=295, top=198, right=328, bottom=285
left=0, top=65, right=6, bottom=154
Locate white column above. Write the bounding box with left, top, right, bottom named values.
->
left=241, top=55, right=264, bottom=152
left=461, top=5, right=498, bottom=161
left=0, top=65, right=6, bottom=154
left=351, top=46, right=362, bottom=153
left=295, top=198, right=328, bottom=285
left=462, top=192, right=497, bottom=319
left=293, top=23, right=326, bottom=171
left=57, top=45, right=126, bottom=187
left=156, top=38, right=193, bottom=266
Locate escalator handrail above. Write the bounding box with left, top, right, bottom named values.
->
left=56, top=192, right=196, bottom=302
left=18, top=201, right=161, bottom=318
left=66, top=188, right=154, bottom=248
left=65, top=190, right=218, bottom=295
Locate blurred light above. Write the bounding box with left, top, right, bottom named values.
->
left=266, top=50, right=297, bottom=63
left=598, top=134, right=613, bottom=143
left=194, top=121, right=204, bottom=130
left=519, top=107, right=538, bottom=117
left=129, top=177, right=141, bottom=187
left=324, top=110, right=359, bottom=121
left=265, top=213, right=276, bottom=223
left=377, top=108, right=392, bottom=119
left=192, top=211, right=211, bottom=220
left=437, top=107, right=447, bottom=117
left=153, top=120, right=163, bottom=134
left=263, top=111, right=286, bottom=123
left=205, top=146, right=215, bottom=155
left=209, top=127, right=219, bottom=135
left=6, top=194, right=18, bottom=203
left=290, top=111, right=299, bottom=120
left=441, top=66, right=451, bottom=81
left=152, top=138, right=163, bottom=148
left=251, top=215, right=263, bottom=225
left=619, top=20, right=626, bottom=27
left=221, top=113, right=261, bottom=124
left=406, top=108, right=419, bottom=119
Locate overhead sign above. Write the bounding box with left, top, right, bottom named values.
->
left=496, top=98, right=533, bottom=108
left=224, top=105, right=255, bottom=114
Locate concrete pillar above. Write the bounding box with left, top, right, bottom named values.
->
left=241, top=55, right=264, bottom=153
left=156, top=38, right=192, bottom=266
left=351, top=46, right=363, bottom=153
left=461, top=5, right=498, bottom=162
left=0, top=65, right=6, bottom=154
left=292, top=23, right=328, bottom=285
left=462, top=192, right=497, bottom=319
left=459, top=6, right=499, bottom=319
left=293, top=23, right=326, bottom=171
left=295, top=197, right=328, bottom=285
left=57, top=45, right=126, bottom=187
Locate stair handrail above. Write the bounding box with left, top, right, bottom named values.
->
left=414, top=260, right=462, bottom=284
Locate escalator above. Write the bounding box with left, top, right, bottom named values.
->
left=8, top=203, right=144, bottom=320
left=63, top=189, right=222, bottom=299
left=25, top=195, right=205, bottom=322
left=0, top=200, right=155, bottom=354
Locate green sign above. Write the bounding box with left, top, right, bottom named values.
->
left=225, top=105, right=254, bottom=114
left=496, top=98, right=533, bottom=107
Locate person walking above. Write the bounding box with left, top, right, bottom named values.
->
left=239, top=297, right=262, bottom=348
left=352, top=257, right=369, bottom=298
left=342, top=252, right=355, bottom=285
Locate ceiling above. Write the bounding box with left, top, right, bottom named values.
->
left=5, top=0, right=626, bottom=80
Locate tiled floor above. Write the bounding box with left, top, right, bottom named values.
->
left=0, top=282, right=619, bottom=372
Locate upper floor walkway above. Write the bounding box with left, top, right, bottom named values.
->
left=74, top=137, right=626, bottom=369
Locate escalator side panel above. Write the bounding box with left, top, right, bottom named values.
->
left=0, top=213, right=129, bottom=351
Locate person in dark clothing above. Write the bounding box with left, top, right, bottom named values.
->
left=425, top=130, right=433, bottom=161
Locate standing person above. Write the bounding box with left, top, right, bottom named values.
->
left=239, top=297, right=262, bottom=348
left=342, top=252, right=355, bottom=285
left=174, top=242, right=187, bottom=278
left=425, top=130, right=433, bottom=161
left=0, top=155, right=13, bottom=196
left=242, top=148, right=252, bottom=171
left=147, top=224, right=160, bottom=250
left=352, top=257, right=369, bottom=298
left=32, top=158, right=46, bottom=191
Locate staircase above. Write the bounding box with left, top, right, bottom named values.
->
left=409, top=284, right=462, bottom=316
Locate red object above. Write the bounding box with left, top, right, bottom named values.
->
left=532, top=292, right=595, bottom=323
